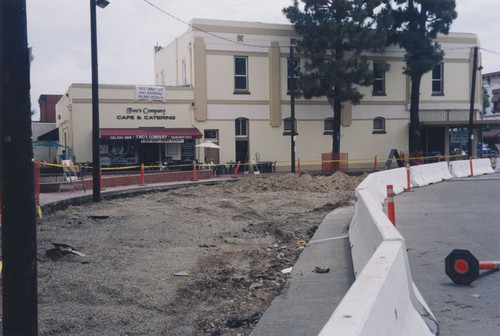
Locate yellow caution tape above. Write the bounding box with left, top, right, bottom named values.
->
left=37, top=206, right=42, bottom=219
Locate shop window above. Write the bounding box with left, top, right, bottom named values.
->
left=373, top=117, right=386, bottom=134
left=287, top=57, right=300, bottom=93
left=167, top=143, right=178, bottom=155
left=432, top=63, right=443, bottom=95
left=373, top=61, right=386, bottom=95
left=283, top=117, right=297, bottom=135
left=234, top=56, right=249, bottom=93
left=204, top=129, right=218, bottom=141
left=235, top=118, right=248, bottom=138
left=324, top=117, right=334, bottom=134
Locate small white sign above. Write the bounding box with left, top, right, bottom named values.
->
left=135, top=86, right=166, bottom=102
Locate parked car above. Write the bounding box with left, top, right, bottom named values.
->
left=478, top=143, right=496, bottom=158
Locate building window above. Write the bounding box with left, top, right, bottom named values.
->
left=373, top=61, right=386, bottom=95
left=432, top=63, right=443, bottom=95
left=287, top=57, right=300, bottom=93
left=494, top=101, right=500, bottom=113
left=204, top=129, right=218, bottom=141
left=324, top=117, right=334, bottom=134
left=373, top=117, right=386, bottom=134
left=234, top=56, right=248, bottom=92
left=283, top=117, right=297, bottom=135
left=492, top=89, right=500, bottom=113
left=319, top=59, right=331, bottom=91
left=167, top=143, right=178, bottom=155
left=235, top=118, right=248, bottom=137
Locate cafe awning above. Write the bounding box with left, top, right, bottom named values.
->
left=100, top=128, right=203, bottom=143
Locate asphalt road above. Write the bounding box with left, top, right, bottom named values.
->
left=395, top=173, right=500, bottom=336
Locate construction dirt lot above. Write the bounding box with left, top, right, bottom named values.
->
left=35, top=172, right=365, bottom=336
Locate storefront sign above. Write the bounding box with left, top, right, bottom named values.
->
left=117, top=107, right=175, bottom=121
left=136, top=86, right=166, bottom=101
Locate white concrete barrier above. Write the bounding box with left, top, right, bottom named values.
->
left=472, top=158, right=494, bottom=175
left=323, top=159, right=495, bottom=335
left=338, top=166, right=440, bottom=336
left=410, top=162, right=453, bottom=187
left=355, top=167, right=409, bottom=205
left=496, top=158, right=500, bottom=172
left=349, top=189, right=404, bottom=277
left=319, top=241, right=436, bottom=336
left=449, top=160, right=471, bottom=178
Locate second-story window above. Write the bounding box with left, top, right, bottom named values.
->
left=283, top=117, right=297, bottom=135
left=234, top=56, right=248, bottom=92
left=373, top=61, right=386, bottom=95
left=287, top=57, right=300, bottom=93
left=432, top=63, right=443, bottom=95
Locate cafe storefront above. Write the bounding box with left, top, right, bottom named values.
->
left=56, top=84, right=205, bottom=167
left=99, top=128, right=202, bottom=167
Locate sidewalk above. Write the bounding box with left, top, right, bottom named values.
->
left=39, top=176, right=234, bottom=211
left=39, top=177, right=355, bottom=335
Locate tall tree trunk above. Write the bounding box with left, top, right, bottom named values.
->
left=409, top=74, right=422, bottom=153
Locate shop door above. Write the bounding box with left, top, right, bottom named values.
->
left=236, top=140, right=249, bottom=165
left=422, top=127, right=445, bottom=161
left=141, top=143, right=163, bottom=165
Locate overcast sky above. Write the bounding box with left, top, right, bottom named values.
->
left=27, top=0, right=500, bottom=120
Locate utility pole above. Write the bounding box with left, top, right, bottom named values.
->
left=467, top=46, right=479, bottom=158
left=289, top=43, right=296, bottom=173
left=0, top=0, right=39, bottom=334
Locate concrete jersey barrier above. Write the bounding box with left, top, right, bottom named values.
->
left=319, top=241, right=435, bottom=336
left=330, top=161, right=470, bottom=335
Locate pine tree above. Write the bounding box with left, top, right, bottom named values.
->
left=283, top=0, right=387, bottom=154
left=378, top=0, right=457, bottom=154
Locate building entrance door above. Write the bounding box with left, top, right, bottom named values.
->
left=141, top=143, right=163, bottom=165
left=236, top=140, right=249, bottom=168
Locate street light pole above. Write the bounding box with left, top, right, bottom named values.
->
left=90, top=0, right=109, bottom=202
left=467, top=46, right=479, bottom=158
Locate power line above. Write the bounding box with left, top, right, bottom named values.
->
left=142, top=0, right=500, bottom=59
left=142, top=0, right=293, bottom=49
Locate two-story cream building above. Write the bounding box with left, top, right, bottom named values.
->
left=57, top=18, right=486, bottom=170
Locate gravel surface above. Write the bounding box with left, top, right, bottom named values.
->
left=35, top=172, right=364, bottom=335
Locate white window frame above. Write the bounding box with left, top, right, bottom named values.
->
left=373, top=61, right=386, bottom=95
left=324, top=117, right=334, bottom=134
left=234, top=56, right=248, bottom=92
left=235, top=118, right=248, bottom=138
left=373, top=117, right=386, bottom=134
left=432, top=63, right=443, bottom=95
left=283, top=117, right=297, bottom=135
